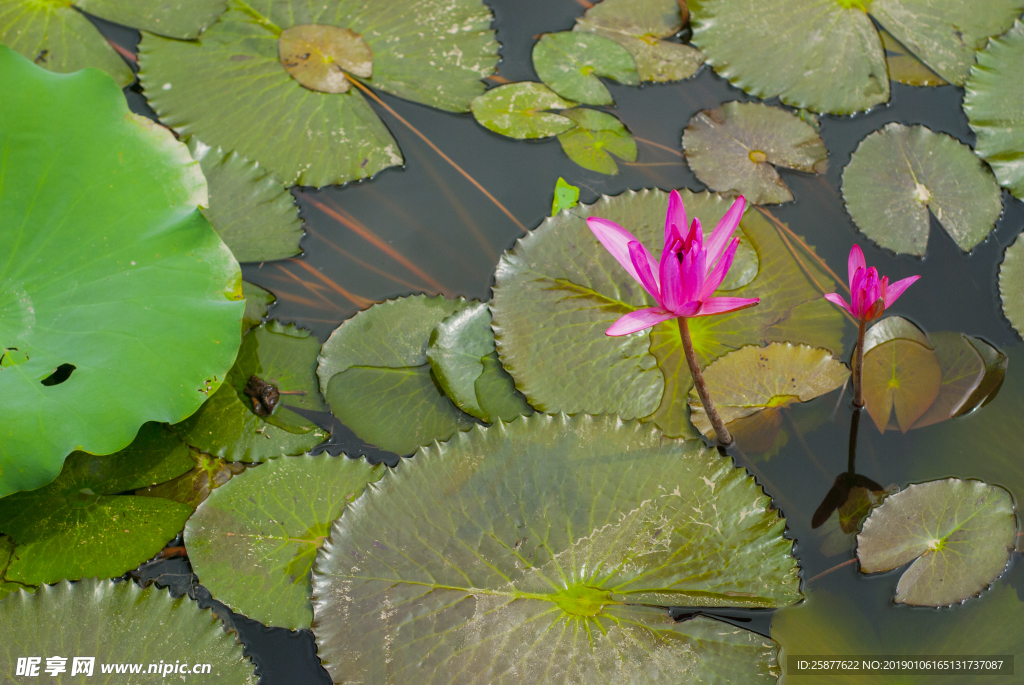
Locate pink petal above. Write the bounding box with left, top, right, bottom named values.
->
left=659, top=246, right=684, bottom=312
left=824, top=292, right=855, bottom=317
left=705, top=196, right=745, bottom=266
left=665, top=189, right=687, bottom=245
left=694, top=296, right=760, bottom=317
left=848, top=245, right=866, bottom=292
left=606, top=307, right=678, bottom=336
left=628, top=241, right=661, bottom=300
left=680, top=244, right=705, bottom=305
left=882, top=275, right=920, bottom=308
left=699, top=237, right=740, bottom=300
left=587, top=217, right=647, bottom=286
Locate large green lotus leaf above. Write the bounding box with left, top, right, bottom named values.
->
left=859, top=317, right=941, bottom=433
left=879, top=27, right=946, bottom=86
left=241, top=281, right=275, bottom=332
left=532, top=32, right=639, bottom=106
left=0, top=46, right=243, bottom=497
left=189, top=139, right=303, bottom=263
left=842, top=123, right=1002, bottom=256
left=186, top=454, right=382, bottom=630
left=311, top=413, right=799, bottom=682
left=0, top=423, right=196, bottom=586
left=683, top=101, right=828, bottom=205
left=857, top=478, right=1015, bottom=606
left=688, top=343, right=849, bottom=442
left=966, top=20, right=1024, bottom=200
left=319, top=295, right=478, bottom=455
left=174, top=321, right=330, bottom=462
left=139, top=0, right=497, bottom=186
left=574, top=0, right=704, bottom=83
left=556, top=107, right=637, bottom=176
left=772, top=582, right=1024, bottom=683
left=136, top=450, right=247, bottom=510
left=470, top=82, right=576, bottom=139
left=0, top=579, right=256, bottom=683
left=492, top=189, right=844, bottom=439
left=427, top=302, right=533, bottom=424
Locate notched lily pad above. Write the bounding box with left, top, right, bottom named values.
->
left=843, top=123, right=1003, bottom=256
left=470, top=82, right=576, bottom=139
left=532, top=31, right=639, bottom=105
left=557, top=107, right=637, bottom=175
left=318, top=295, right=478, bottom=456
left=186, top=454, right=383, bottom=630
left=174, top=321, right=330, bottom=462
left=857, top=478, right=1016, bottom=606
left=279, top=25, right=373, bottom=94
left=683, top=101, right=828, bottom=205
left=311, top=414, right=799, bottom=682
left=574, top=0, right=704, bottom=83
left=688, top=343, right=848, bottom=446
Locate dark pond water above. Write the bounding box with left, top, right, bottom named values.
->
left=93, top=0, right=1024, bottom=681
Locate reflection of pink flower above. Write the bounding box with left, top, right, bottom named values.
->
left=586, top=190, right=759, bottom=336
left=824, top=245, right=920, bottom=322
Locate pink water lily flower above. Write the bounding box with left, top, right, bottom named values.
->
left=586, top=191, right=760, bottom=336
left=824, top=245, right=920, bottom=322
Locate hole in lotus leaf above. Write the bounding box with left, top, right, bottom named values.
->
left=857, top=479, right=1016, bottom=606
left=0, top=348, right=28, bottom=367
left=40, top=363, right=76, bottom=386
left=278, top=25, right=373, bottom=94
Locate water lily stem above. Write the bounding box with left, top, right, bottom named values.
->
left=847, top=407, right=860, bottom=474
left=678, top=317, right=732, bottom=446
left=853, top=317, right=867, bottom=407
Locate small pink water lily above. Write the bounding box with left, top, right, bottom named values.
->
left=586, top=190, right=759, bottom=336
left=824, top=245, right=920, bottom=323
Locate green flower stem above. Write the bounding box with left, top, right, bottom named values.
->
left=678, top=317, right=732, bottom=446
left=853, top=317, right=868, bottom=407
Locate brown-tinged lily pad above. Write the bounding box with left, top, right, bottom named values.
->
left=279, top=24, right=373, bottom=94
left=859, top=316, right=941, bottom=432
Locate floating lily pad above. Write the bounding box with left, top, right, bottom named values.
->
left=858, top=479, right=1015, bottom=606
left=190, top=139, right=303, bottom=263
left=312, top=414, right=799, bottom=682
left=278, top=24, right=373, bottom=94
left=174, top=321, right=330, bottom=462
left=241, top=281, right=275, bottom=332
left=557, top=107, right=637, bottom=175
left=1001, top=233, right=1024, bottom=339
left=859, top=316, right=941, bottom=432
left=688, top=343, right=849, bottom=443
left=0, top=46, right=243, bottom=498
left=551, top=176, right=580, bottom=215
left=0, top=423, right=195, bottom=586
left=574, top=0, right=704, bottom=83
left=186, top=454, right=382, bottom=630
left=319, top=296, right=477, bottom=456
left=911, top=332, right=990, bottom=428
left=843, top=123, right=1002, bottom=255
left=773, top=582, right=1024, bottom=683
left=470, top=82, right=576, bottom=139
left=532, top=31, right=638, bottom=105
left=966, top=20, right=1024, bottom=200
left=0, top=579, right=256, bottom=683
left=136, top=451, right=246, bottom=510
left=879, top=28, right=946, bottom=86
left=683, top=101, right=828, bottom=205
left=427, top=303, right=533, bottom=424
left=139, top=0, right=498, bottom=187
left=491, top=189, right=844, bottom=438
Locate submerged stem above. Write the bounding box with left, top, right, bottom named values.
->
left=678, top=317, right=732, bottom=446
left=853, top=317, right=867, bottom=407
left=847, top=407, right=860, bottom=474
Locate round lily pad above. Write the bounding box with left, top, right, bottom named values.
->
left=532, top=31, right=639, bottom=106
left=857, top=479, right=1016, bottom=606
left=687, top=343, right=849, bottom=443
left=0, top=424, right=195, bottom=586
left=189, top=139, right=303, bottom=264
left=0, top=46, right=243, bottom=498
left=1000, top=232, right=1024, bottom=339
left=139, top=0, right=498, bottom=187
left=278, top=25, right=373, bottom=94
left=174, top=321, right=330, bottom=462
left=965, top=20, right=1024, bottom=200
left=574, top=0, right=704, bottom=83
left=0, top=579, right=256, bottom=684
left=556, top=107, right=637, bottom=175
left=843, top=123, right=1002, bottom=256
left=683, top=101, right=828, bottom=205
left=470, top=82, right=576, bottom=139
left=186, top=454, right=383, bottom=630
left=491, top=189, right=844, bottom=438
left=311, top=413, right=799, bottom=682
left=690, top=0, right=1024, bottom=114
left=318, top=295, right=478, bottom=456
left=427, top=302, right=533, bottom=424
